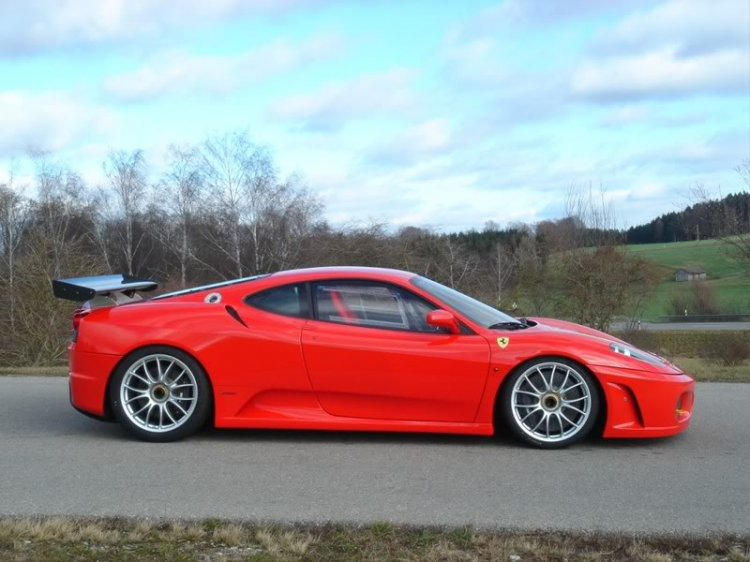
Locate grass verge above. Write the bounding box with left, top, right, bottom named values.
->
left=670, top=357, right=750, bottom=383
left=0, top=366, right=67, bottom=376
left=0, top=517, right=748, bottom=562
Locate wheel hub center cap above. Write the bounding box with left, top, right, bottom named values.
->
left=542, top=393, right=561, bottom=411
left=150, top=384, right=170, bottom=403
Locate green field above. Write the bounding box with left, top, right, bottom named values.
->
left=624, top=239, right=750, bottom=320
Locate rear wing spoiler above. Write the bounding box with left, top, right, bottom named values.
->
left=52, top=274, right=158, bottom=306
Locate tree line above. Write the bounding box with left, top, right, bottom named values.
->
left=1, top=131, right=747, bottom=366
left=626, top=191, right=750, bottom=245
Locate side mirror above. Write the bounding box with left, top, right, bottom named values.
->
left=426, top=309, right=460, bottom=334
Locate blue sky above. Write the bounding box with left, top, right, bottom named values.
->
left=0, top=0, right=748, bottom=230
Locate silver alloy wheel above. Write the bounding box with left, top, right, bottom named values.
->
left=511, top=362, right=592, bottom=443
left=119, top=354, right=198, bottom=433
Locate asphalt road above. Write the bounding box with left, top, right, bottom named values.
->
left=0, top=376, right=748, bottom=535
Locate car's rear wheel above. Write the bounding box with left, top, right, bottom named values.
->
left=110, top=347, right=212, bottom=442
left=500, top=358, right=600, bottom=449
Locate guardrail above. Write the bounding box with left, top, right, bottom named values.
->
left=659, top=314, right=750, bottom=323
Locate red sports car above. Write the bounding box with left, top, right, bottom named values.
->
left=53, top=267, right=694, bottom=448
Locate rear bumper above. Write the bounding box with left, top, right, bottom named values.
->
left=69, top=344, right=122, bottom=418
left=592, top=364, right=695, bottom=439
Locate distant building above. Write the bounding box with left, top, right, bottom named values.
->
left=674, top=268, right=706, bottom=282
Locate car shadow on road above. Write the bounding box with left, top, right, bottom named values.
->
left=196, top=426, right=503, bottom=448
left=191, top=425, right=687, bottom=451
left=63, top=410, right=688, bottom=451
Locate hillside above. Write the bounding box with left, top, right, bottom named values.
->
left=624, top=239, right=749, bottom=320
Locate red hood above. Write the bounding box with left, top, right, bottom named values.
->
left=528, top=317, right=627, bottom=344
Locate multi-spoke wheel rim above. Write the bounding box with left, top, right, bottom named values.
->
left=120, top=354, right=198, bottom=433
left=511, top=362, right=592, bottom=443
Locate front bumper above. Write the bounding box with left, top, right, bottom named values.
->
left=592, top=364, right=695, bottom=438
left=69, top=344, right=122, bottom=418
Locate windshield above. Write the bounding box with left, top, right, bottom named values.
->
left=411, top=276, right=520, bottom=328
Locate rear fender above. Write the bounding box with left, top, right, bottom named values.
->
left=103, top=344, right=217, bottom=425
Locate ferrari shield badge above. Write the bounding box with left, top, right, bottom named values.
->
left=497, top=337, right=510, bottom=349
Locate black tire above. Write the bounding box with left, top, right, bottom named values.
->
left=499, top=357, right=601, bottom=449
left=110, top=346, right=212, bottom=442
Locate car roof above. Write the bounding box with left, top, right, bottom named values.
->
left=150, top=267, right=418, bottom=303
left=270, top=266, right=416, bottom=283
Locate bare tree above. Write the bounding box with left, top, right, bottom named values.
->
left=10, top=230, right=102, bottom=366
left=29, top=150, right=89, bottom=279
left=199, top=130, right=276, bottom=278
left=258, top=174, right=323, bottom=271
left=483, top=220, right=500, bottom=232
left=0, top=162, right=29, bottom=333
left=433, top=236, right=479, bottom=289
left=556, top=244, right=659, bottom=331
left=304, top=220, right=393, bottom=269
left=0, top=155, right=102, bottom=366
left=490, top=242, right=516, bottom=306
left=103, top=150, right=149, bottom=275
left=158, top=145, right=204, bottom=287
left=89, top=187, right=114, bottom=273
left=553, top=185, right=658, bottom=330
left=515, top=234, right=554, bottom=315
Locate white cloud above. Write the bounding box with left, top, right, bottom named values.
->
left=315, top=164, right=545, bottom=231
left=601, top=105, right=651, bottom=125
left=572, top=46, right=749, bottom=101
left=403, top=120, right=452, bottom=153
left=621, top=130, right=749, bottom=176
left=103, top=34, right=343, bottom=102
left=365, top=119, right=454, bottom=166
left=447, top=0, right=749, bottom=107
left=594, top=0, right=750, bottom=57
left=0, top=91, right=115, bottom=155
left=572, top=0, right=750, bottom=101
left=0, top=0, right=337, bottom=56
left=268, top=70, right=417, bottom=130
left=447, top=0, right=652, bottom=43
left=599, top=105, right=712, bottom=127
left=628, top=182, right=666, bottom=200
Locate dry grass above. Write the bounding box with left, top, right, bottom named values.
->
left=3, top=516, right=745, bottom=562
left=670, top=357, right=750, bottom=383
left=211, top=523, right=245, bottom=546
left=0, top=366, right=67, bottom=376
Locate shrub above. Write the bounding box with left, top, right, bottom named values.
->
left=668, top=281, right=722, bottom=317
left=555, top=245, right=659, bottom=331
left=611, top=330, right=750, bottom=359
left=620, top=330, right=659, bottom=353
left=703, top=332, right=750, bottom=366
left=668, top=292, right=690, bottom=317
left=689, top=280, right=721, bottom=315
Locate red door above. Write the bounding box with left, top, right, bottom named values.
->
left=300, top=281, right=491, bottom=423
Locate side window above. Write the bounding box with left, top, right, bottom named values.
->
left=246, top=284, right=307, bottom=318
left=314, top=282, right=443, bottom=333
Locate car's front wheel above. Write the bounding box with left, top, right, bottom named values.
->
left=500, top=358, right=600, bottom=449
left=110, top=347, right=212, bottom=442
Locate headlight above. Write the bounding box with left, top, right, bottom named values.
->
left=610, top=343, right=663, bottom=366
